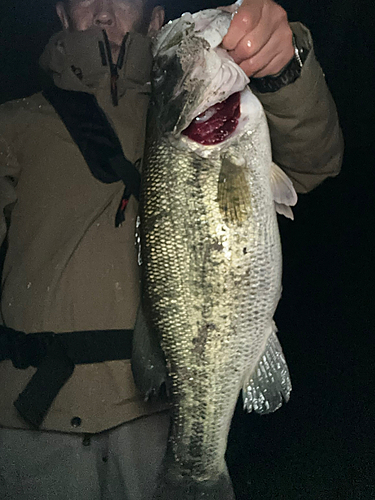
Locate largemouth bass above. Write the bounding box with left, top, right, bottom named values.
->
left=137, top=8, right=297, bottom=500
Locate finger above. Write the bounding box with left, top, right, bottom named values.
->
left=247, top=50, right=293, bottom=78
left=222, top=0, right=263, bottom=51
left=237, top=28, right=294, bottom=76
left=228, top=22, right=272, bottom=65
left=228, top=4, right=290, bottom=64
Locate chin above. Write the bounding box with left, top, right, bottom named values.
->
left=108, top=42, right=120, bottom=58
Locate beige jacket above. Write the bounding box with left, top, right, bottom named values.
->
left=0, top=23, right=343, bottom=434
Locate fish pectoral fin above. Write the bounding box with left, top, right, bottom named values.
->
left=242, top=323, right=292, bottom=414
left=271, top=162, right=298, bottom=219
left=274, top=202, right=294, bottom=220
left=131, top=305, right=170, bottom=402
left=217, top=154, right=251, bottom=224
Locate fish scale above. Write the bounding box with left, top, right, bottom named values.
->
left=142, top=131, right=281, bottom=481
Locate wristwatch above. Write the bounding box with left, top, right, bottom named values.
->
left=250, top=34, right=309, bottom=93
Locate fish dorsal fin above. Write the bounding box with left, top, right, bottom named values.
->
left=270, top=162, right=298, bottom=220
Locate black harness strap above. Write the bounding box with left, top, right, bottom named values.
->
left=42, top=86, right=141, bottom=200
left=2, top=88, right=141, bottom=427
left=0, top=325, right=133, bottom=428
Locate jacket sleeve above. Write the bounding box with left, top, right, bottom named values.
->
left=0, top=133, right=19, bottom=250
left=252, top=22, right=344, bottom=193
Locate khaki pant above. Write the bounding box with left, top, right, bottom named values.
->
left=0, top=411, right=170, bottom=500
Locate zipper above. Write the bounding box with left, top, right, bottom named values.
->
left=99, top=30, right=129, bottom=107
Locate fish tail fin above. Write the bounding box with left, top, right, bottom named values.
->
left=153, top=466, right=235, bottom=500
left=243, top=323, right=292, bottom=414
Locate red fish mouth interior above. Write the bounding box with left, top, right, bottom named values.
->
left=182, top=92, right=241, bottom=146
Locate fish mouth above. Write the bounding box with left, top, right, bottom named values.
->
left=181, top=92, right=241, bottom=146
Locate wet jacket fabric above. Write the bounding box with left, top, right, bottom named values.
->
left=253, top=23, right=343, bottom=193
left=0, top=24, right=343, bottom=434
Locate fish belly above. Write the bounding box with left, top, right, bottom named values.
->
left=141, top=122, right=281, bottom=484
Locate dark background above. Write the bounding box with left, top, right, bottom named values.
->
left=0, top=1, right=374, bottom=498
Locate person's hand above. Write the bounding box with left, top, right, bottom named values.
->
left=221, top=0, right=294, bottom=78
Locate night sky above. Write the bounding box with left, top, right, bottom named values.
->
left=0, top=1, right=374, bottom=498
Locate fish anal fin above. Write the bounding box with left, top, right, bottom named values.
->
left=217, top=154, right=251, bottom=225
left=242, top=325, right=292, bottom=414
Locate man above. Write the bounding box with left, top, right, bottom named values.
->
left=0, top=0, right=343, bottom=499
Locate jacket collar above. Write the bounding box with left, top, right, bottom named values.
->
left=39, top=27, right=153, bottom=104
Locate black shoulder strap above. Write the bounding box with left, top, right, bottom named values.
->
left=42, top=86, right=141, bottom=200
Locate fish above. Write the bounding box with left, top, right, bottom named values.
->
left=134, top=8, right=297, bottom=500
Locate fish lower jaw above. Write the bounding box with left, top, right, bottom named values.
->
left=164, top=457, right=227, bottom=483
left=162, top=441, right=228, bottom=481
left=153, top=461, right=235, bottom=500
left=164, top=467, right=223, bottom=484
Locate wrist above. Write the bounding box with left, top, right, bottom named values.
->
left=250, top=33, right=309, bottom=93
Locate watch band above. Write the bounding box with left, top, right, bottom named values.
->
left=250, top=34, right=309, bottom=94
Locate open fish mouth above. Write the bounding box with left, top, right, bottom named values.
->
left=182, top=92, right=241, bottom=145
left=178, top=88, right=264, bottom=155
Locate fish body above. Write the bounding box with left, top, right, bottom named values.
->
left=137, top=9, right=296, bottom=500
